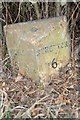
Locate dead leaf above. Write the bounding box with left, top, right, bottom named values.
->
left=15, top=74, right=23, bottom=82
left=59, top=95, right=64, bottom=101
left=59, top=108, right=64, bottom=112
left=6, top=87, right=9, bottom=91
left=2, top=82, right=6, bottom=87
left=31, top=107, right=42, bottom=117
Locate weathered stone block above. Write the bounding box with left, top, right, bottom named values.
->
left=4, top=16, right=70, bottom=82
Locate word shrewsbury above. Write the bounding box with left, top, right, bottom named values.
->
left=36, top=41, right=69, bottom=56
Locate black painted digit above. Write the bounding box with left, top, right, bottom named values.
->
left=52, top=58, right=57, bottom=69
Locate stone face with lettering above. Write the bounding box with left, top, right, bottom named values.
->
left=4, top=16, right=70, bottom=82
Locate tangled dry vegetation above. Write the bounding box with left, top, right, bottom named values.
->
left=0, top=2, right=80, bottom=119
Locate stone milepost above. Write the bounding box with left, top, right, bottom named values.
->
left=4, top=16, right=70, bottom=82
